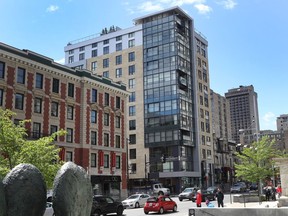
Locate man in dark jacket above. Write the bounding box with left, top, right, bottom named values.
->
left=216, top=188, right=224, bottom=207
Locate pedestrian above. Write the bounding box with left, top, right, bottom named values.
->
left=276, top=184, right=282, bottom=199
left=205, top=197, right=214, bottom=207
left=196, top=190, right=202, bottom=207
left=264, top=186, right=271, bottom=201
left=216, top=188, right=224, bottom=207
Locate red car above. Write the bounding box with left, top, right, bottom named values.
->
left=144, top=195, right=177, bottom=214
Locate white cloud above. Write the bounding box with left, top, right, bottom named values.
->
left=194, top=3, right=212, bottom=14
left=55, top=58, right=65, bottom=65
left=217, top=0, right=237, bottom=9
left=166, top=0, right=205, bottom=6
left=261, top=112, right=276, bottom=130
left=46, top=5, right=59, bottom=13
left=137, top=1, right=163, bottom=12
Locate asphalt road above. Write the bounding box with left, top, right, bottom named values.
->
left=122, top=194, right=232, bottom=216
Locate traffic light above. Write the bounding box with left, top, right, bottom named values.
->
left=161, top=154, right=166, bottom=163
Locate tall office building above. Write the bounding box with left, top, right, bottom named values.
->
left=225, top=85, right=260, bottom=145
left=64, top=6, right=213, bottom=193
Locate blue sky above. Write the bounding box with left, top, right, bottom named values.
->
left=0, top=0, right=287, bottom=131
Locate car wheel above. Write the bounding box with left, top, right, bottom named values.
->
left=159, top=207, right=164, bottom=214
left=173, top=205, right=177, bottom=212
left=135, top=202, right=140, bottom=208
left=144, top=211, right=149, bottom=214
left=158, top=191, right=164, bottom=196
left=179, top=198, right=183, bottom=202
left=116, top=206, right=123, bottom=216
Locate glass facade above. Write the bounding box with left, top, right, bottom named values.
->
left=141, top=9, right=197, bottom=189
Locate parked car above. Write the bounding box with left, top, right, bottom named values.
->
left=230, top=183, right=246, bottom=193
left=249, top=183, right=258, bottom=191
left=144, top=195, right=177, bottom=214
left=206, top=186, right=218, bottom=195
left=122, top=193, right=150, bottom=208
left=44, top=202, right=54, bottom=216
left=91, top=195, right=124, bottom=216
left=191, top=190, right=215, bottom=202
left=178, top=187, right=198, bottom=201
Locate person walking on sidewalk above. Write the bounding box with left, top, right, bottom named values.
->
left=196, top=190, right=202, bottom=207
left=216, top=188, right=224, bottom=207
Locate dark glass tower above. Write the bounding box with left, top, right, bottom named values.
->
left=135, top=7, right=200, bottom=193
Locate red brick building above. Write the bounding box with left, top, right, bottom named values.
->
left=0, top=42, right=129, bottom=199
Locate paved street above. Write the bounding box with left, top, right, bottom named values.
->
left=121, top=194, right=282, bottom=216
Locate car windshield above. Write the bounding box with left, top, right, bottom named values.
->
left=127, top=195, right=140, bottom=199
left=146, top=197, right=157, bottom=203
left=183, top=188, right=193, bottom=192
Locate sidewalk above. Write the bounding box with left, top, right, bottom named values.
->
left=225, top=200, right=279, bottom=208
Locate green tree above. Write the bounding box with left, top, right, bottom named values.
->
left=0, top=108, right=65, bottom=188
left=235, top=136, right=285, bottom=193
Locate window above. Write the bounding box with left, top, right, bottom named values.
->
left=128, top=39, right=135, bottom=48
left=129, top=120, right=136, bottom=130
left=68, top=50, right=74, bottom=55
left=128, top=79, right=135, bottom=89
left=91, top=89, right=97, bottom=103
left=17, top=67, right=26, bottom=84
left=35, top=73, right=43, bottom=89
left=0, top=61, right=5, bottom=78
left=68, top=56, right=74, bottom=63
left=66, top=128, right=73, bottom=143
left=0, top=89, right=3, bottom=106
left=91, top=131, right=97, bottom=145
left=116, top=96, right=121, bottom=109
left=128, top=65, right=135, bottom=75
left=128, top=32, right=134, bottom=38
left=116, top=36, right=122, bottom=41
left=116, top=55, right=122, bottom=65
left=51, top=102, right=59, bottom=117
left=104, top=154, right=109, bottom=168
left=115, top=135, right=120, bottom=148
left=129, top=149, right=136, bottom=159
left=116, top=43, right=122, bottom=51
left=128, top=52, right=135, bottom=62
left=103, top=39, right=109, bottom=45
left=50, top=125, right=58, bottom=140
left=34, top=97, right=42, bottom=113
left=52, top=78, right=60, bottom=93
left=91, top=110, right=97, bottom=123
left=32, top=122, right=41, bottom=138
left=91, top=49, right=98, bottom=57
left=116, top=68, right=122, bottom=78
left=68, top=83, right=74, bottom=97
left=129, top=92, right=135, bottom=102
left=79, top=46, right=85, bottom=51
left=15, top=93, right=24, bottom=110
left=129, top=134, right=136, bottom=144
left=116, top=156, right=121, bottom=169
left=104, top=113, right=109, bottom=126
left=67, top=105, right=74, bottom=120
left=103, top=46, right=109, bottom=55
left=92, top=42, right=97, bottom=48
left=79, top=53, right=85, bottom=60
left=129, top=106, right=136, bottom=116
left=103, top=71, right=109, bottom=78
left=104, top=133, right=109, bottom=147
left=66, top=151, right=73, bottom=162
left=91, top=153, right=97, bottom=167
left=103, top=58, right=109, bottom=68
left=91, top=61, right=97, bottom=71
left=116, top=116, right=121, bottom=128
left=104, top=93, right=109, bottom=106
